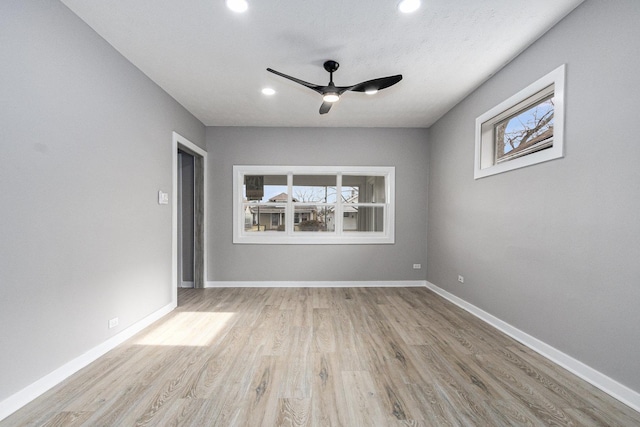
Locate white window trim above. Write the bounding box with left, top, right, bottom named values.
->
left=233, top=165, right=395, bottom=244
left=474, top=64, right=566, bottom=179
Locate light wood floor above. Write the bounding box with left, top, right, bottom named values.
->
left=4, top=287, right=640, bottom=426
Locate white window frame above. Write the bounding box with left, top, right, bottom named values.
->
left=474, top=64, right=565, bottom=179
left=233, top=165, right=395, bottom=244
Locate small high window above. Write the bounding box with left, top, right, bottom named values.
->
left=475, top=64, right=565, bottom=179
left=233, top=166, right=395, bottom=244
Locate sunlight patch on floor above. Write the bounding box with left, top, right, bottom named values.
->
left=133, top=312, right=235, bottom=346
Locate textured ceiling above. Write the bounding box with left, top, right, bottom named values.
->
left=60, top=0, right=583, bottom=128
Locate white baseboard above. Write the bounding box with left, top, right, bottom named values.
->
left=0, top=302, right=176, bottom=422
left=424, top=281, right=640, bottom=413
left=206, top=280, right=426, bottom=288
left=180, top=281, right=194, bottom=288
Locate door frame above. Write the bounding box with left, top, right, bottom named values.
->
left=172, top=131, right=207, bottom=306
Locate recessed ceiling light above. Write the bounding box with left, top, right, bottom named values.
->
left=365, top=88, right=378, bottom=95
left=261, top=88, right=276, bottom=95
left=226, top=0, right=248, bottom=13
left=398, top=0, right=420, bottom=14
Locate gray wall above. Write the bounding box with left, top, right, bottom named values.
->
left=427, top=0, right=640, bottom=392
left=206, top=127, right=429, bottom=282
left=0, top=0, right=204, bottom=403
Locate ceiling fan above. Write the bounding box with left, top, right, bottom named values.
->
left=266, top=60, right=403, bottom=115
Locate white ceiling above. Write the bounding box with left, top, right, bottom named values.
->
left=60, top=0, right=583, bottom=128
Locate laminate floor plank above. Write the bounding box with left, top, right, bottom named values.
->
left=40, top=411, right=93, bottom=427
left=234, top=356, right=281, bottom=427
left=311, top=309, right=336, bottom=353
left=310, top=288, right=330, bottom=310
left=148, top=397, right=206, bottom=427
left=275, top=398, right=311, bottom=427
left=4, top=287, right=640, bottom=427
left=263, top=309, right=293, bottom=356
left=403, top=383, right=461, bottom=426
left=310, top=352, right=348, bottom=427
left=183, top=327, right=246, bottom=399
left=278, top=327, right=313, bottom=399
left=327, top=298, right=365, bottom=372
left=341, top=370, right=388, bottom=426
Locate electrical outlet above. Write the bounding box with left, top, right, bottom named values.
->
left=413, top=264, right=421, bottom=269
left=458, top=275, right=464, bottom=283
left=108, top=317, right=119, bottom=329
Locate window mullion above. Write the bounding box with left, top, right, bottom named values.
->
left=335, top=173, right=343, bottom=235
left=286, top=173, right=293, bottom=236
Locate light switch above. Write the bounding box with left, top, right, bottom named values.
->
left=158, top=191, right=169, bottom=205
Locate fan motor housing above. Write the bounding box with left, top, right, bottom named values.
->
left=323, top=60, right=339, bottom=73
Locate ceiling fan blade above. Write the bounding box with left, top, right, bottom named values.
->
left=348, top=74, right=403, bottom=93
left=319, top=101, right=333, bottom=115
left=266, top=68, right=323, bottom=94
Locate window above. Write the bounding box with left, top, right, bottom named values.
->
left=475, top=64, right=565, bottom=179
left=233, top=166, right=395, bottom=244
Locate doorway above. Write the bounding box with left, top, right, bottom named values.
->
left=178, top=150, right=195, bottom=288
left=172, top=132, right=207, bottom=305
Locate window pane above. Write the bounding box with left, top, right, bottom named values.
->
left=343, top=206, right=384, bottom=232
left=243, top=175, right=287, bottom=202
left=292, top=175, right=337, bottom=203
left=494, top=96, right=554, bottom=163
left=342, top=175, right=386, bottom=203
left=243, top=204, right=286, bottom=232
left=294, top=204, right=334, bottom=232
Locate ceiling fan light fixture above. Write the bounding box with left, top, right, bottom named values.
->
left=266, top=60, right=402, bottom=115
left=323, top=93, right=340, bottom=103
left=398, top=0, right=420, bottom=14
left=226, top=0, right=248, bottom=13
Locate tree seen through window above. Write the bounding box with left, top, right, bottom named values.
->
left=494, top=96, right=554, bottom=163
